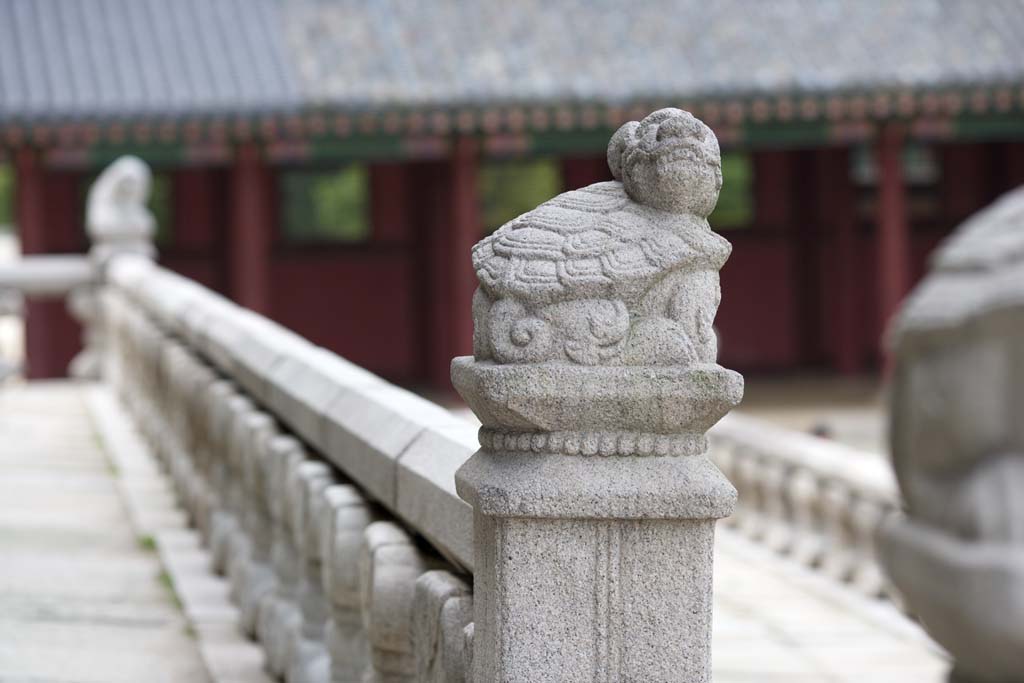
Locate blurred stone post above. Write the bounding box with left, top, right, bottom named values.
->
left=879, top=187, right=1024, bottom=683
left=73, top=156, right=156, bottom=379
left=454, top=109, right=742, bottom=682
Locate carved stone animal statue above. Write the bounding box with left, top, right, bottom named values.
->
left=472, top=108, right=730, bottom=369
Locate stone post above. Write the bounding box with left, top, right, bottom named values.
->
left=878, top=186, right=1024, bottom=682
left=453, top=109, right=742, bottom=682
left=76, top=155, right=156, bottom=379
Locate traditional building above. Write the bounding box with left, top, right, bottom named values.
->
left=3, top=0, right=1024, bottom=388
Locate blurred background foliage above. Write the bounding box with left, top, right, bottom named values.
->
left=479, top=158, right=561, bottom=233
left=0, top=164, right=11, bottom=229
left=280, top=165, right=370, bottom=243
left=711, top=153, right=753, bottom=229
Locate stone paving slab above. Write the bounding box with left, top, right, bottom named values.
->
left=0, top=381, right=210, bottom=683
left=713, top=530, right=949, bottom=681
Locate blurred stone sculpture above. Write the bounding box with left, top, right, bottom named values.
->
left=454, top=109, right=742, bottom=682
left=880, top=186, right=1024, bottom=683
left=86, top=155, right=156, bottom=268
left=74, top=156, right=156, bottom=379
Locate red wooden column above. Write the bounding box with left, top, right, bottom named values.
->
left=229, top=143, right=272, bottom=314
left=818, top=148, right=862, bottom=374
left=1002, top=142, right=1024, bottom=190
left=14, top=148, right=84, bottom=379
left=792, top=150, right=826, bottom=366
left=425, top=137, right=479, bottom=392
left=876, top=124, right=910, bottom=351
left=15, top=147, right=49, bottom=379
left=14, top=148, right=46, bottom=255
left=753, top=151, right=793, bottom=230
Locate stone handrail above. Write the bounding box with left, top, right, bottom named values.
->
left=708, top=413, right=899, bottom=600
left=0, top=254, right=94, bottom=297
left=101, top=254, right=478, bottom=680
left=0, top=254, right=98, bottom=377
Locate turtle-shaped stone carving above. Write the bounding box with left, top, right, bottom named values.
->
left=472, top=108, right=731, bottom=366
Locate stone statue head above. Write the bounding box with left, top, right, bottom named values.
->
left=608, top=108, right=722, bottom=215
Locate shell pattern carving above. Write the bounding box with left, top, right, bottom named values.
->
left=471, top=109, right=731, bottom=367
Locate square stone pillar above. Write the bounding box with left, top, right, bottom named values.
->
left=457, top=453, right=734, bottom=682
left=453, top=109, right=742, bottom=682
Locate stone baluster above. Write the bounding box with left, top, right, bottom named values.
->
left=80, top=156, right=157, bottom=380
left=127, top=311, right=157, bottom=447
left=189, top=372, right=215, bottom=534
left=453, top=109, right=741, bottom=682
left=236, top=411, right=278, bottom=636
left=321, top=484, right=379, bottom=683
left=287, top=460, right=334, bottom=683
left=197, top=379, right=234, bottom=546
left=411, top=570, right=473, bottom=683
left=847, top=494, right=891, bottom=598
left=68, top=285, right=101, bottom=379
left=224, top=395, right=259, bottom=591
left=786, top=466, right=826, bottom=568
left=209, top=391, right=249, bottom=576
left=359, top=521, right=437, bottom=683
left=732, top=445, right=763, bottom=539
left=163, top=344, right=193, bottom=505
left=259, top=436, right=307, bottom=679
left=183, top=360, right=217, bottom=526
left=818, top=479, right=856, bottom=582
left=760, top=456, right=794, bottom=553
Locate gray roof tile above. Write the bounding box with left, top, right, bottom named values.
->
left=1, top=0, right=1023, bottom=124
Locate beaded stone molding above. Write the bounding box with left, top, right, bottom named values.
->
left=478, top=427, right=708, bottom=458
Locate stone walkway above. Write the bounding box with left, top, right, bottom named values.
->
left=0, top=381, right=209, bottom=682
left=713, top=532, right=947, bottom=681
left=0, top=382, right=948, bottom=682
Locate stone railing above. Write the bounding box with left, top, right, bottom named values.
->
left=708, top=413, right=900, bottom=601
left=101, top=254, right=478, bottom=682
left=0, top=254, right=94, bottom=296
left=90, top=109, right=755, bottom=682
left=0, top=154, right=156, bottom=380
left=73, top=111, right=920, bottom=681
left=0, top=253, right=98, bottom=377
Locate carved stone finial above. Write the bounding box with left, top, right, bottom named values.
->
left=86, top=155, right=156, bottom=266
left=453, top=109, right=741, bottom=682
left=456, top=107, right=741, bottom=458
left=880, top=186, right=1024, bottom=682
